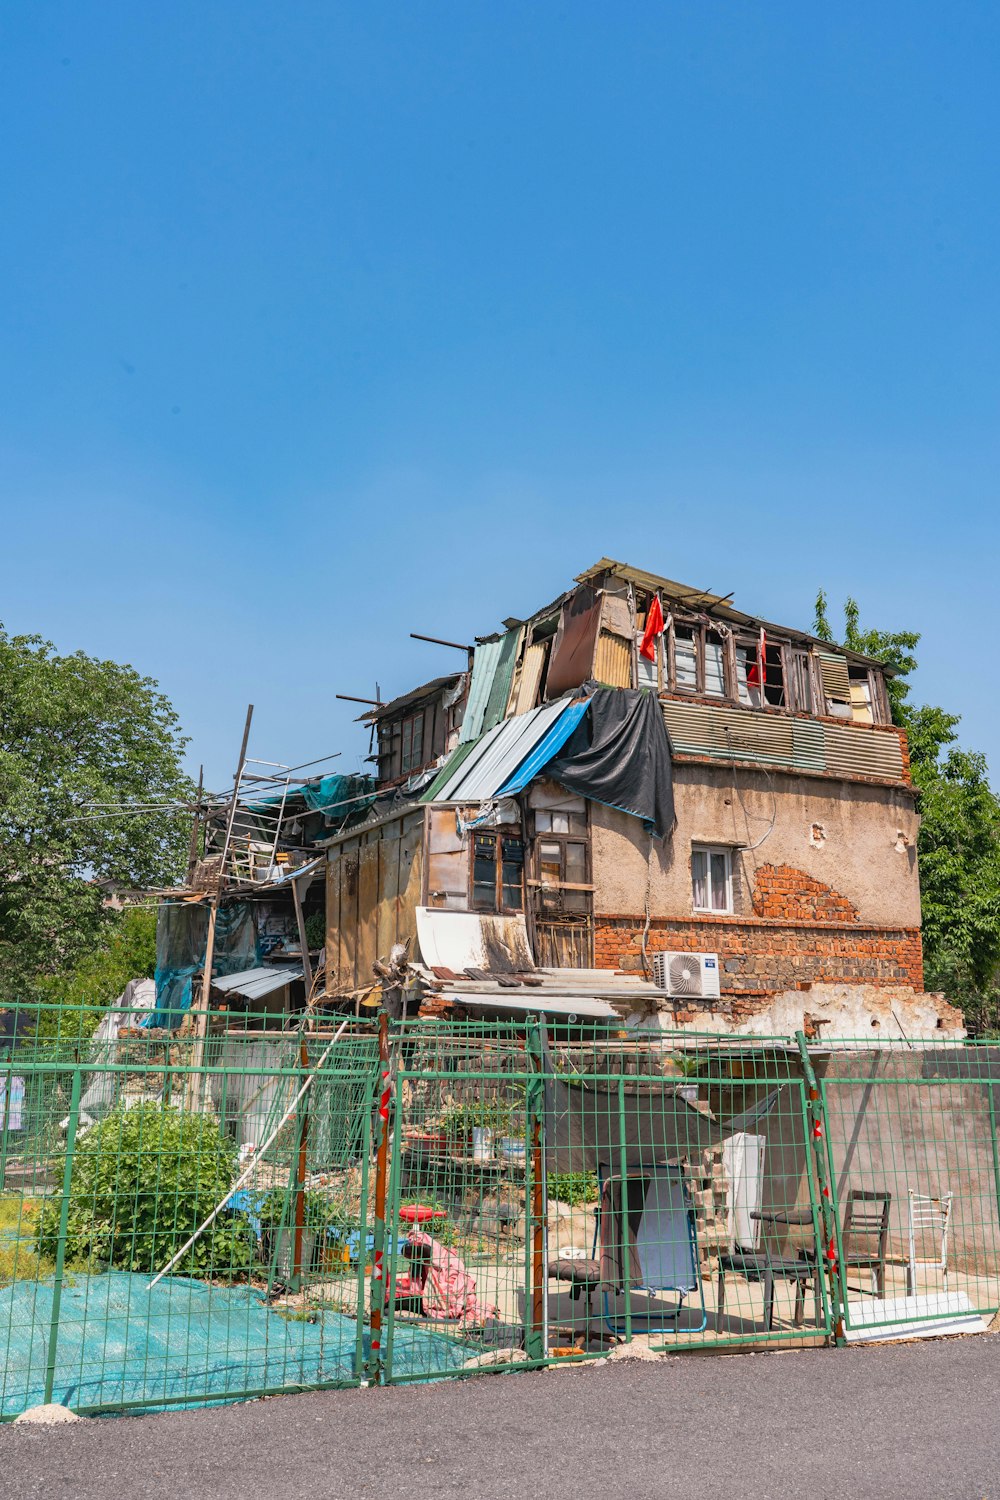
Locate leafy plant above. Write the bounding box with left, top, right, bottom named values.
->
left=34, top=1102, right=254, bottom=1278
left=30, top=908, right=158, bottom=1045
left=256, top=1187, right=353, bottom=1236
left=439, top=1097, right=523, bottom=1140
left=546, top=1171, right=598, bottom=1207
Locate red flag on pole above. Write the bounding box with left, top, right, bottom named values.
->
left=639, top=594, right=665, bottom=662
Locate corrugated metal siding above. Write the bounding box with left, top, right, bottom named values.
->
left=662, top=701, right=795, bottom=765
left=459, top=637, right=503, bottom=744
left=818, top=651, right=851, bottom=703
left=482, top=627, right=522, bottom=733
left=593, top=629, right=633, bottom=689
left=662, top=699, right=905, bottom=783
left=823, top=723, right=903, bottom=781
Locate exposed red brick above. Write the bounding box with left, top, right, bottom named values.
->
left=595, top=914, right=924, bottom=994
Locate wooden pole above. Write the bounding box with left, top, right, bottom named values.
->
left=291, top=873, right=314, bottom=993
left=292, top=1033, right=310, bottom=1288
left=187, top=707, right=253, bottom=1112
left=186, top=765, right=204, bottom=886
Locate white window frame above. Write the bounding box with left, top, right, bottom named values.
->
left=691, top=844, right=734, bottom=914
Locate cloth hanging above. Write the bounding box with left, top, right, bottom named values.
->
left=545, top=687, right=676, bottom=840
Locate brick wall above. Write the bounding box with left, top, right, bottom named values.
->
left=752, top=864, right=858, bottom=923
left=595, top=915, right=924, bottom=992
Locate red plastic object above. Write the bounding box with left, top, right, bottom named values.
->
left=398, top=1204, right=447, bottom=1224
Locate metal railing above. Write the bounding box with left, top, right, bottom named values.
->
left=2, top=1008, right=999, bottom=1416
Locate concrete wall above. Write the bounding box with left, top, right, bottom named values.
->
left=590, top=764, right=924, bottom=992
left=591, top=764, right=921, bottom=928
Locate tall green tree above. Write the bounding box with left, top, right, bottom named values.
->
left=0, top=628, right=192, bottom=1001
left=814, top=595, right=1000, bottom=1012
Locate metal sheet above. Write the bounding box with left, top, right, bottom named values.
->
left=448, top=990, right=617, bottom=1019
left=432, top=698, right=583, bottom=803
left=415, top=907, right=535, bottom=973
left=459, top=637, right=504, bottom=744
left=661, top=700, right=905, bottom=784
left=211, top=965, right=304, bottom=1000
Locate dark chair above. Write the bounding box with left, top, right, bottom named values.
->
left=798, top=1189, right=892, bottom=1299
left=717, top=1249, right=820, bottom=1331
left=547, top=1257, right=601, bottom=1320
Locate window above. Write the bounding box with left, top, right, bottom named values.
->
left=849, top=669, right=874, bottom=725
left=703, top=632, right=726, bottom=697
left=673, top=626, right=698, bottom=690
left=691, top=845, right=733, bottom=913
left=400, top=711, right=425, bottom=774
left=669, top=623, right=732, bottom=699
left=471, top=832, right=524, bottom=913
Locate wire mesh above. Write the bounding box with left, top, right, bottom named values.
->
left=2, top=1012, right=1000, bottom=1414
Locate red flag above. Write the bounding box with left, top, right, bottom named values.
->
left=747, top=627, right=767, bottom=689
left=639, top=593, right=664, bottom=662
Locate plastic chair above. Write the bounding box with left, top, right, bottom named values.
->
left=907, top=1190, right=953, bottom=1296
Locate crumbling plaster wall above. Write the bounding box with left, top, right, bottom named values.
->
left=591, top=763, right=922, bottom=929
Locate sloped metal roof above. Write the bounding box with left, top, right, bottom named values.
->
left=428, top=697, right=585, bottom=803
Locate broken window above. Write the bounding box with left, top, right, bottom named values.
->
left=535, top=835, right=590, bottom=913
left=691, top=845, right=733, bottom=914
left=471, top=832, right=524, bottom=913
left=400, top=711, right=425, bottom=774
left=703, top=631, right=726, bottom=697
left=786, top=649, right=816, bottom=714
left=849, top=668, right=876, bottom=725
left=673, top=626, right=699, bottom=691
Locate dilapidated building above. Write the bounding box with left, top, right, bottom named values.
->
left=323, top=559, right=961, bottom=1038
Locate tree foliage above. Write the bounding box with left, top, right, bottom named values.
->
left=814, top=594, right=1000, bottom=1012
left=0, top=628, right=192, bottom=1001
left=30, top=907, right=158, bottom=1042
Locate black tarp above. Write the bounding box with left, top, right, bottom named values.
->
left=544, top=687, right=676, bottom=840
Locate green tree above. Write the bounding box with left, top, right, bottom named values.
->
left=29, top=906, right=158, bottom=1042
left=0, top=628, right=192, bottom=1002
left=814, top=595, right=1000, bottom=1015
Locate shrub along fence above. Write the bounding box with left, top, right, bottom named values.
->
left=2, top=1006, right=1000, bottom=1416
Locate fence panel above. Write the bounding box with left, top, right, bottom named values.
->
left=4, top=1018, right=1000, bottom=1416
left=1, top=1024, right=384, bottom=1418
left=821, top=1041, right=1000, bottom=1339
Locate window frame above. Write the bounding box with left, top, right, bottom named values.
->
left=400, top=710, right=426, bottom=774
left=470, top=830, right=525, bottom=915
left=691, top=843, right=735, bottom=915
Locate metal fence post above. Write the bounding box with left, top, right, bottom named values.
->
left=794, top=1032, right=845, bottom=1345
left=43, top=1066, right=82, bottom=1407
left=366, top=1012, right=392, bottom=1384
left=525, top=1020, right=546, bottom=1361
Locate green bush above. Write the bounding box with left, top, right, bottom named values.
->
left=35, top=1102, right=255, bottom=1279
left=547, top=1171, right=599, bottom=1207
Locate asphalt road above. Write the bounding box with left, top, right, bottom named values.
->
left=2, top=1336, right=998, bottom=1499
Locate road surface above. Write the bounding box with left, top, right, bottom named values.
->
left=2, top=1335, right=997, bottom=1498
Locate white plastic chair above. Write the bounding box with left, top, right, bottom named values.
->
left=907, top=1191, right=953, bottom=1296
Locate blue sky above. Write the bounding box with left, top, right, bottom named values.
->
left=1, top=2, right=998, bottom=789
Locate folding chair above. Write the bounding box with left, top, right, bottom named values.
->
left=596, top=1165, right=707, bottom=1334
left=907, top=1190, right=953, bottom=1296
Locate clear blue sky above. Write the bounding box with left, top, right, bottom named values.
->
left=1, top=3, right=997, bottom=789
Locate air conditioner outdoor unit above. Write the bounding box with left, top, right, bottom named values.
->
left=652, top=951, right=721, bottom=1001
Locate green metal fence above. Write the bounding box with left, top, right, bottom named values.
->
left=3, top=1007, right=1000, bottom=1417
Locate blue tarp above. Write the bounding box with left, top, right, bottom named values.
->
left=0, top=1273, right=473, bottom=1417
